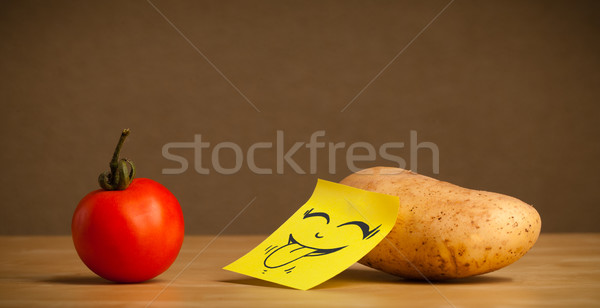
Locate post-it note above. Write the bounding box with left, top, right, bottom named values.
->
left=223, top=179, right=400, bottom=290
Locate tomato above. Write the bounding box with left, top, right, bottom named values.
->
left=72, top=129, right=184, bottom=283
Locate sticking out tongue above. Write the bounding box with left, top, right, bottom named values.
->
left=263, top=234, right=346, bottom=269
left=264, top=243, right=317, bottom=268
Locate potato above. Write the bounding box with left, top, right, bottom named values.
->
left=340, top=167, right=541, bottom=280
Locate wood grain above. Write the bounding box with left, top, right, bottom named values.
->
left=0, top=234, right=598, bottom=307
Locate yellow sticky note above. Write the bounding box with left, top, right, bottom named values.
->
left=224, top=179, right=399, bottom=290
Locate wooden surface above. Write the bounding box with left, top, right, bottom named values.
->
left=0, top=234, right=598, bottom=307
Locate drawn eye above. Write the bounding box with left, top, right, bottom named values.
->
left=337, top=221, right=381, bottom=239
left=303, top=208, right=330, bottom=224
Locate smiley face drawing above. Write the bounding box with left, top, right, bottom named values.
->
left=263, top=207, right=381, bottom=272
left=223, top=179, right=399, bottom=290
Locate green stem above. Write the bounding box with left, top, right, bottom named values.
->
left=98, top=129, right=136, bottom=190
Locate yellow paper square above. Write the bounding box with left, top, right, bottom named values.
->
left=223, top=179, right=399, bottom=290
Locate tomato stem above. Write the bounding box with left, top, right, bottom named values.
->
left=98, top=129, right=136, bottom=190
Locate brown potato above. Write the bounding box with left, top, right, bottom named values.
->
left=340, top=167, right=541, bottom=280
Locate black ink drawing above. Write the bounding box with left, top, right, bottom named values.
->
left=263, top=208, right=380, bottom=273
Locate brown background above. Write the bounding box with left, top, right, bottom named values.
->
left=1, top=0, right=598, bottom=235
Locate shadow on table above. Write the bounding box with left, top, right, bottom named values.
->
left=39, top=275, right=165, bottom=285
left=313, top=268, right=403, bottom=289
left=221, top=278, right=290, bottom=289
left=317, top=269, right=512, bottom=289
left=397, top=275, right=513, bottom=285
left=224, top=268, right=513, bottom=290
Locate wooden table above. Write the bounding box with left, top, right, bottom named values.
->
left=0, top=234, right=598, bottom=307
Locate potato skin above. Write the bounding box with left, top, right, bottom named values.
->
left=340, top=167, right=541, bottom=280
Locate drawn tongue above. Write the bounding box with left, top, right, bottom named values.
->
left=264, top=243, right=317, bottom=268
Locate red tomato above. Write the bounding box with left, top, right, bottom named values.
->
left=72, top=178, right=184, bottom=283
